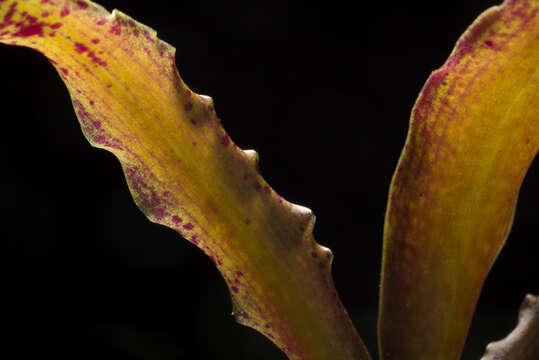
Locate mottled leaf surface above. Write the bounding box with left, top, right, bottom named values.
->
left=379, top=1, right=539, bottom=359
left=0, top=1, right=371, bottom=359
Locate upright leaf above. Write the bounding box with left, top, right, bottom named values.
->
left=379, top=1, right=539, bottom=359
left=0, top=1, right=371, bottom=359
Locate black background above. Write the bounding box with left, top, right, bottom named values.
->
left=1, top=0, right=538, bottom=359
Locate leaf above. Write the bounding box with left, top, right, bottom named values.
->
left=0, top=1, right=371, bottom=359
left=379, top=1, right=539, bottom=359
left=480, top=294, right=539, bottom=360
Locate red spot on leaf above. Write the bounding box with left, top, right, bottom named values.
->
left=14, top=24, right=44, bottom=38
left=221, top=135, right=230, bottom=146
left=87, top=50, right=107, bottom=67
left=172, top=215, right=182, bottom=224
left=151, top=208, right=168, bottom=221
left=231, top=286, right=239, bottom=293
left=2, top=3, right=16, bottom=25
left=76, top=0, right=88, bottom=9
left=60, top=7, right=70, bottom=17
left=183, top=223, right=194, bottom=230
left=74, top=42, right=88, bottom=53
left=73, top=42, right=107, bottom=67
left=50, top=22, right=62, bottom=29
left=109, top=19, right=121, bottom=35
left=41, top=11, right=50, bottom=17
left=484, top=39, right=494, bottom=47
left=91, top=38, right=99, bottom=44
left=124, top=166, right=173, bottom=214
left=184, top=102, right=192, bottom=111
left=143, top=30, right=153, bottom=43
left=263, top=185, right=271, bottom=194
left=96, top=19, right=107, bottom=25
left=59, top=67, right=68, bottom=75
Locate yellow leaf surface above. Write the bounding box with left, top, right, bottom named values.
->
left=0, top=1, right=370, bottom=359
left=379, top=1, right=539, bottom=359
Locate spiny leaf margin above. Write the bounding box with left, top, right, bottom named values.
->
left=0, top=0, right=371, bottom=359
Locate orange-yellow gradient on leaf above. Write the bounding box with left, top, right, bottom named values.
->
left=0, top=1, right=371, bottom=359
left=379, top=1, right=538, bottom=360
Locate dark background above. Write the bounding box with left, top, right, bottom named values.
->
left=1, top=0, right=537, bottom=359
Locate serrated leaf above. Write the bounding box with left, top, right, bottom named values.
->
left=379, top=1, right=539, bottom=359
left=0, top=1, right=372, bottom=359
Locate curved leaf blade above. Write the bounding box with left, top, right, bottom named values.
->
left=379, top=1, right=539, bottom=359
left=0, top=1, right=371, bottom=359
